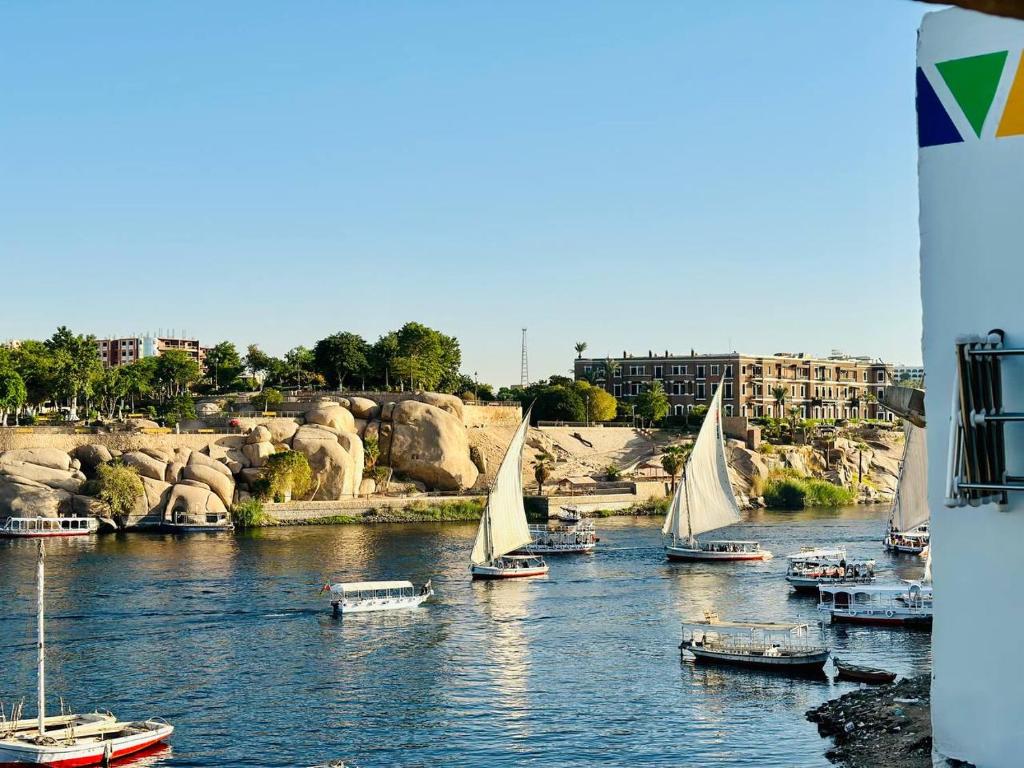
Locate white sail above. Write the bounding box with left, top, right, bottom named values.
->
left=678, top=385, right=741, bottom=539
left=923, top=547, right=933, bottom=584
left=471, top=408, right=534, bottom=565
left=891, top=423, right=929, bottom=533
left=661, top=475, right=687, bottom=539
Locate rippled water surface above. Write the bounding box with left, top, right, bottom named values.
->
left=0, top=506, right=931, bottom=767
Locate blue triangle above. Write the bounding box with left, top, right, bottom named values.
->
left=918, top=67, right=963, bottom=147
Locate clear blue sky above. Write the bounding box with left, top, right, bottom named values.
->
left=0, top=0, right=930, bottom=386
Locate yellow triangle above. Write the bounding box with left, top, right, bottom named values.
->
left=997, top=54, right=1024, bottom=137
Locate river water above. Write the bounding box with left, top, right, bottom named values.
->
left=0, top=506, right=930, bottom=767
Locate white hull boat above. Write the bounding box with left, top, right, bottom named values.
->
left=662, top=386, right=769, bottom=563
left=0, top=517, right=98, bottom=539
left=884, top=424, right=930, bottom=554
left=680, top=612, right=829, bottom=674
left=0, top=543, right=173, bottom=766
left=469, top=408, right=548, bottom=580
left=785, top=547, right=875, bottom=592
left=818, top=582, right=933, bottom=628
left=519, top=522, right=597, bottom=554
left=326, top=580, right=433, bottom=616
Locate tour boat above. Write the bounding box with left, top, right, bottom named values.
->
left=519, top=520, right=597, bottom=554
left=817, top=582, right=933, bottom=628
left=679, top=611, right=829, bottom=674
left=0, top=542, right=173, bottom=767
left=663, top=387, right=771, bottom=562
left=833, top=658, right=897, bottom=685
left=470, top=407, right=549, bottom=580
left=162, top=509, right=234, bottom=534
left=785, top=547, right=876, bottom=593
left=883, top=424, right=930, bottom=554
left=325, top=579, right=433, bottom=616
left=0, top=516, right=98, bottom=538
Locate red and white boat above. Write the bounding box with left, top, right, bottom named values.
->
left=0, top=517, right=98, bottom=538
left=663, top=387, right=771, bottom=563
left=469, top=407, right=548, bottom=580
left=0, top=543, right=173, bottom=766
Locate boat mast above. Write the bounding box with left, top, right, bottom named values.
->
left=37, top=540, right=45, bottom=737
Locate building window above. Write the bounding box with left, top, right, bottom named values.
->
left=583, top=365, right=592, bottom=373
left=711, top=364, right=719, bottom=376
left=696, top=382, right=706, bottom=400
left=724, top=365, right=732, bottom=378
left=876, top=371, right=885, bottom=382
left=629, top=365, right=646, bottom=376
left=613, top=384, right=622, bottom=397
left=631, top=382, right=641, bottom=395
left=696, top=365, right=706, bottom=379
left=672, top=382, right=684, bottom=395
left=741, top=383, right=747, bottom=395
left=654, top=365, right=663, bottom=379
left=673, top=404, right=684, bottom=416
left=724, top=382, right=733, bottom=399
left=724, top=404, right=733, bottom=416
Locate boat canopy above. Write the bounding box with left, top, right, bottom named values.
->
left=787, top=547, right=847, bottom=561
left=684, top=620, right=810, bottom=633
left=663, top=385, right=741, bottom=540
left=471, top=407, right=535, bottom=565
left=818, top=583, right=933, bottom=597
left=335, top=581, right=414, bottom=594
left=891, top=423, right=929, bottom=533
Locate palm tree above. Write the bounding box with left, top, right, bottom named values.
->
left=602, top=358, right=620, bottom=390
left=787, top=405, right=801, bottom=436
left=534, top=451, right=554, bottom=495
left=660, top=445, right=689, bottom=492
left=574, top=341, right=588, bottom=359
left=771, top=386, right=787, bottom=420
left=855, top=441, right=869, bottom=484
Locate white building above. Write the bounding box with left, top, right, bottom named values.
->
left=918, top=9, right=1024, bottom=766
left=892, top=364, right=924, bottom=382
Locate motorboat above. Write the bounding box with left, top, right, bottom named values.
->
left=520, top=520, right=597, bottom=554
left=885, top=525, right=930, bottom=555
left=0, top=516, right=98, bottom=538
left=325, top=579, right=433, bottom=616
left=817, top=582, right=933, bottom=627
left=833, top=658, right=897, bottom=684
left=785, top=547, right=875, bottom=592
left=679, top=611, right=829, bottom=674
left=469, top=554, right=549, bottom=580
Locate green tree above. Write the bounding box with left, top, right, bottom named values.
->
left=601, top=358, right=620, bottom=388
left=636, top=381, right=670, bottom=426
left=534, top=452, right=553, bottom=494
left=162, top=393, right=196, bottom=428
left=284, top=346, right=316, bottom=389
left=261, top=450, right=313, bottom=502
left=660, top=445, right=689, bottom=492
left=573, top=381, right=617, bottom=422
left=9, top=341, right=57, bottom=414
left=771, top=386, right=787, bottom=419
left=261, top=387, right=284, bottom=413
left=313, top=332, right=370, bottom=390
left=533, top=385, right=586, bottom=423
left=244, top=344, right=277, bottom=389
left=45, top=326, right=102, bottom=420
left=93, top=366, right=129, bottom=419
left=120, top=359, right=155, bottom=414
left=574, top=341, right=588, bottom=359
left=383, top=322, right=462, bottom=392
left=0, top=366, right=27, bottom=426
left=154, top=350, right=201, bottom=400
left=368, top=333, right=401, bottom=390
left=205, top=341, right=244, bottom=391
left=95, top=463, right=144, bottom=529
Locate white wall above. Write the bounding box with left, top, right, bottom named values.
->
left=919, top=9, right=1024, bottom=766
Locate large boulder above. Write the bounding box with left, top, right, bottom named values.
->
left=380, top=402, right=396, bottom=421
left=72, top=494, right=108, bottom=519
left=348, top=397, right=380, bottom=420
left=197, top=401, right=222, bottom=417
left=305, top=405, right=356, bottom=434
left=388, top=401, right=478, bottom=491
left=165, top=461, right=186, bottom=484
left=126, top=418, right=161, bottom=431
left=140, top=447, right=174, bottom=463
left=189, top=451, right=233, bottom=479
left=183, top=464, right=235, bottom=508
left=125, top=476, right=172, bottom=529
left=242, top=442, right=275, bottom=468
left=262, top=418, right=299, bottom=444
left=0, top=479, right=70, bottom=518
left=410, top=392, right=464, bottom=422
left=291, top=424, right=360, bottom=499
left=246, top=425, right=272, bottom=445
left=73, top=444, right=113, bottom=470
left=0, top=460, right=84, bottom=493
left=0, top=449, right=72, bottom=471
left=165, top=483, right=229, bottom=527
left=121, top=451, right=168, bottom=482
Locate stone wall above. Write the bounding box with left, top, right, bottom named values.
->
left=0, top=429, right=244, bottom=456
left=266, top=495, right=482, bottom=523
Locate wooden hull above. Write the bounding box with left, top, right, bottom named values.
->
left=683, top=645, right=829, bottom=673
left=470, top=564, right=549, bottom=580
left=835, top=663, right=897, bottom=685
left=666, top=545, right=771, bottom=562
left=0, top=722, right=172, bottom=767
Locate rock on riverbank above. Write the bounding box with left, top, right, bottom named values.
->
left=806, top=675, right=939, bottom=768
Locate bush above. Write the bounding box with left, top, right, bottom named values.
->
left=804, top=479, right=857, bottom=507
left=605, top=464, right=621, bottom=480
left=261, top=450, right=312, bottom=502
left=763, top=477, right=807, bottom=510
left=95, top=463, right=144, bottom=528
left=231, top=499, right=271, bottom=528
left=762, top=472, right=857, bottom=510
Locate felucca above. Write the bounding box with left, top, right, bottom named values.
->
left=884, top=423, right=930, bottom=554
left=0, top=542, right=173, bottom=767
left=663, top=385, right=771, bottom=561
left=470, top=407, right=548, bottom=579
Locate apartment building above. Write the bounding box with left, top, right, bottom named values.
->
left=95, top=334, right=206, bottom=368
left=574, top=350, right=893, bottom=421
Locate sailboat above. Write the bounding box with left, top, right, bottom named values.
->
left=663, top=386, right=772, bottom=561
left=470, top=407, right=549, bottom=579
left=0, top=542, right=173, bottom=766
left=884, top=423, right=930, bottom=554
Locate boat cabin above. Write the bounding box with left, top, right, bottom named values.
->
left=493, top=554, right=546, bottom=570
left=818, top=582, right=932, bottom=615
left=0, top=516, right=98, bottom=537
left=787, top=550, right=875, bottom=580
left=329, top=580, right=419, bottom=603
left=681, top=616, right=825, bottom=654
left=702, top=540, right=762, bottom=554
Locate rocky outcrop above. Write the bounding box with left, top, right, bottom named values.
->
left=348, top=397, right=380, bottom=420
left=305, top=405, right=356, bottom=434
left=388, top=401, right=478, bottom=491
left=73, top=444, right=113, bottom=471
left=125, top=477, right=173, bottom=529
left=121, top=451, right=167, bottom=482
left=410, top=392, right=464, bottom=422
left=291, top=424, right=360, bottom=498
left=183, top=464, right=235, bottom=508
left=0, top=448, right=72, bottom=471
left=165, top=483, right=229, bottom=526
left=0, top=459, right=84, bottom=493
left=0, top=478, right=70, bottom=518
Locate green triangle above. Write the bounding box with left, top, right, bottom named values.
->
left=936, top=51, right=1008, bottom=137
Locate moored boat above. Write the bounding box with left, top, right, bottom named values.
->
left=553, top=506, right=582, bottom=524
left=785, top=547, right=875, bottom=592
left=883, top=423, right=930, bottom=554
left=662, top=386, right=771, bottom=562
left=817, top=582, right=933, bottom=628
left=680, top=611, right=829, bottom=674
left=0, top=542, right=173, bottom=767
left=833, top=657, right=897, bottom=684
left=470, top=407, right=548, bottom=580
left=325, top=579, right=433, bottom=616
left=0, top=516, right=98, bottom=538
left=519, top=520, right=597, bottom=554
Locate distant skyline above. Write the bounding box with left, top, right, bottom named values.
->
left=1, top=1, right=930, bottom=385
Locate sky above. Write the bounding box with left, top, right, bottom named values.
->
left=0, top=0, right=932, bottom=386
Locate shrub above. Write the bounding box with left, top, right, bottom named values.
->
left=605, top=464, right=621, bottom=480
left=95, top=463, right=144, bottom=528
left=758, top=443, right=776, bottom=455
left=363, top=436, right=380, bottom=473
left=804, top=479, right=857, bottom=507
left=231, top=499, right=271, bottom=528
left=763, top=477, right=807, bottom=510
left=761, top=472, right=857, bottom=510
left=262, top=450, right=312, bottom=502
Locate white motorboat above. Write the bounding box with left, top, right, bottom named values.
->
left=785, top=547, right=876, bottom=592
left=0, top=516, right=98, bottom=538
left=326, top=579, right=433, bottom=616
left=680, top=611, right=829, bottom=674
left=663, top=386, right=771, bottom=562
left=817, top=582, right=933, bottom=628
left=0, top=542, right=174, bottom=766
left=470, top=407, right=549, bottom=580
left=520, top=520, right=597, bottom=554
left=553, top=506, right=582, bottom=523
left=884, top=423, right=931, bottom=554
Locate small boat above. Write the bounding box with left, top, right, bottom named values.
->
left=162, top=508, right=234, bottom=533
left=519, top=520, right=597, bottom=554
left=0, top=516, right=98, bottom=538
left=325, top=579, right=433, bottom=616
left=785, top=547, right=875, bottom=593
left=0, top=542, right=173, bottom=766
left=817, top=582, right=933, bottom=627
left=680, top=611, right=829, bottom=674
left=553, top=506, right=582, bottom=524
left=663, top=387, right=771, bottom=562
left=883, top=424, right=930, bottom=554
left=833, top=657, right=897, bottom=684
left=469, top=407, right=549, bottom=580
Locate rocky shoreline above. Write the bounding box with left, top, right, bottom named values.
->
left=806, top=675, right=940, bottom=768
